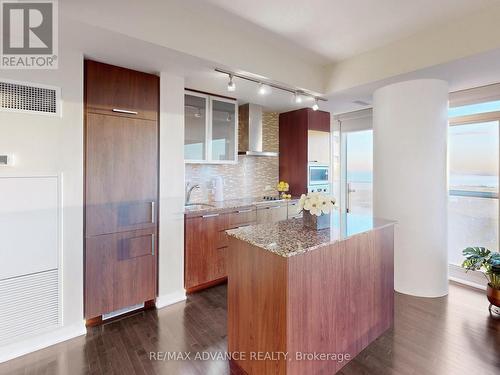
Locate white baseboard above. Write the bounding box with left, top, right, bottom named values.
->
left=449, top=263, right=487, bottom=290
left=0, top=322, right=86, bottom=363
left=156, top=290, right=186, bottom=309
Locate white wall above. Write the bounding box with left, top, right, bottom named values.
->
left=157, top=73, right=186, bottom=307
left=0, top=42, right=86, bottom=361
left=373, top=79, right=449, bottom=298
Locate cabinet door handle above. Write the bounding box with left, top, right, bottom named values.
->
left=151, top=201, right=155, bottom=223
left=112, top=108, right=138, bottom=115
left=202, top=213, right=220, bottom=218
left=151, top=234, right=155, bottom=256
left=237, top=209, right=253, bottom=213
left=267, top=205, right=281, bottom=209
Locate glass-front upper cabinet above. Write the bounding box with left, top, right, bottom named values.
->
left=185, top=92, right=208, bottom=161
left=211, top=97, right=237, bottom=161
left=184, top=90, right=238, bottom=163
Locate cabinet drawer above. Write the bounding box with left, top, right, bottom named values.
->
left=287, top=202, right=303, bottom=219
left=85, top=60, right=159, bottom=121
left=256, top=204, right=288, bottom=224
left=226, top=208, right=257, bottom=228
left=85, top=229, right=157, bottom=319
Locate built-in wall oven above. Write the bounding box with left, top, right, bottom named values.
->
left=308, top=163, right=330, bottom=193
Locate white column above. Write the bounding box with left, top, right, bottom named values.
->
left=373, top=79, right=449, bottom=297
left=157, top=72, right=186, bottom=307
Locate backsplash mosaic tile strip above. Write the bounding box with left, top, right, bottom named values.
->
left=186, top=155, right=279, bottom=201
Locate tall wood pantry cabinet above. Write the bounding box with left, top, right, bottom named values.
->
left=84, top=60, right=159, bottom=321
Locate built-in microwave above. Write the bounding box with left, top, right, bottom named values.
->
left=308, top=163, right=330, bottom=186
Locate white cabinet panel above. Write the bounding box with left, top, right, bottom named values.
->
left=308, top=130, right=330, bottom=164
left=0, top=176, right=59, bottom=280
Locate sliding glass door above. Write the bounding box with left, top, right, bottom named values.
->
left=337, top=109, right=373, bottom=215
left=344, top=130, right=373, bottom=215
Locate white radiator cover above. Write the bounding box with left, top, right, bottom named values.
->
left=0, top=269, right=60, bottom=345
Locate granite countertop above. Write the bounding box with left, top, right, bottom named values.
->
left=226, top=214, right=396, bottom=257
left=184, top=197, right=299, bottom=217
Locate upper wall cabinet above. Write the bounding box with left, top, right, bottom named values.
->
left=85, top=60, right=159, bottom=121
left=185, top=90, right=238, bottom=163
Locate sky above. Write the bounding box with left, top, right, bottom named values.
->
left=449, top=121, right=498, bottom=176
left=346, top=130, right=373, bottom=173
left=345, top=101, right=499, bottom=180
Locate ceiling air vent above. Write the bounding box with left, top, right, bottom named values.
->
left=0, top=80, right=60, bottom=116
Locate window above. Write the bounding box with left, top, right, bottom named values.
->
left=448, top=100, right=500, bottom=118
left=448, top=118, right=499, bottom=266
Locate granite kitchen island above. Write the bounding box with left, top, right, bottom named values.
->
left=226, top=214, right=395, bottom=375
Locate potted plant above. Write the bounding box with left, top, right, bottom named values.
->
left=462, top=247, right=500, bottom=314
left=298, top=192, right=336, bottom=230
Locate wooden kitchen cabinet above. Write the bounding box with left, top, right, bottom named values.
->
left=184, top=214, right=222, bottom=291
left=85, top=228, right=157, bottom=319
left=279, top=108, right=330, bottom=195
left=84, top=60, right=159, bottom=321
left=85, top=113, right=158, bottom=237
left=85, top=60, right=159, bottom=121
left=184, top=208, right=256, bottom=293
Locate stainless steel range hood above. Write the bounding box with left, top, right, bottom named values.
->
left=238, top=103, right=279, bottom=157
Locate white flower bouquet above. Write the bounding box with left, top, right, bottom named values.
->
left=298, top=192, right=336, bottom=230
left=298, top=192, right=336, bottom=216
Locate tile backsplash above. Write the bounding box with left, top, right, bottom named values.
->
left=186, top=112, right=279, bottom=202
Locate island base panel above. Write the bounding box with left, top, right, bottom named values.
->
left=227, top=225, right=394, bottom=375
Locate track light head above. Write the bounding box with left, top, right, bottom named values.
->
left=312, top=98, right=319, bottom=111
left=294, top=92, right=303, bottom=104
left=227, top=75, right=236, bottom=92
left=258, top=83, right=270, bottom=95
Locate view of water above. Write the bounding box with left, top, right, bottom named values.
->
left=450, top=174, right=498, bottom=189
left=347, top=171, right=372, bottom=183
left=348, top=171, right=499, bottom=190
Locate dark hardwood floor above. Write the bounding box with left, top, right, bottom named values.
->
left=1, top=282, right=498, bottom=375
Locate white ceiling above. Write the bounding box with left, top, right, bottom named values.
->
left=323, top=47, right=500, bottom=114
left=204, top=0, right=497, bottom=62
left=63, top=18, right=317, bottom=112
left=65, top=2, right=500, bottom=114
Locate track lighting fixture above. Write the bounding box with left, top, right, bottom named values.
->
left=227, top=74, right=236, bottom=92
left=258, top=83, right=270, bottom=95
left=215, top=68, right=327, bottom=105
left=312, top=98, right=319, bottom=111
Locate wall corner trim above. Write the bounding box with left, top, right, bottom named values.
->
left=156, top=290, right=187, bottom=310
left=0, top=322, right=86, bottom=363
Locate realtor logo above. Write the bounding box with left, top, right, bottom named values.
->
left=1, top=0, right=58, bottom=69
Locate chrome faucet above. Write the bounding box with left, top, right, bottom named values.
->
left=185, top=183, right=200, bottom=205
